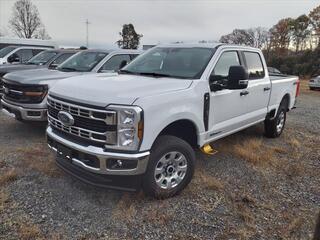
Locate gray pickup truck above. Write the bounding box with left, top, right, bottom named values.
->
left=0, top=49, right=78, bottom=97
left=1, top=49, right=141, bottom=122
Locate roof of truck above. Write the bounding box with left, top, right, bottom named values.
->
left=155, top=43, right=260, bottom=51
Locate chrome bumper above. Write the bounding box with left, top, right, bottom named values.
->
left=46, top=126, right=150, bottom=176
left=1, top=99, right=47, bottom=121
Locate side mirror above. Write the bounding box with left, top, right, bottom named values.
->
left=227, top=65, right=249, bottom=90
left=48, top=64, right=58, bottom=69
left=209, top=75, right=226, bottom=92
left=119, top=60, right=128, bottom=69
left=8, top=54, right=20, bottom=63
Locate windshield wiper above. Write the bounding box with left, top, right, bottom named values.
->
left=138, top=72, right=191, bottom=79
left=59, top=67, right=79, bottom=72
left=118, top=69, right=137, bottom=75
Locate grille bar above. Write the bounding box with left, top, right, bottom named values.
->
left=47, top=96, right=117, bottom=125
left=48, top=115, right=116, bottom=144
left=47, top=96, right=117, bottom=145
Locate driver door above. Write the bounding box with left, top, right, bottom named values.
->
left=207, top=50, right=249, bottom=140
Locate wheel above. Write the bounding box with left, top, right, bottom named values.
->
left=264, top=100, right=287, bottom=138
left=142, top=135, right=195, bottom=199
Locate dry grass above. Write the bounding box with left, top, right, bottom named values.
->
left=194, top=169, right=224, bottom=191
left=15, top=145, right=61, bottom=177
left=220, top=137, right=278, bottom=167
left=112, top=193, right=137, bottom=222
left=0, top=168, right=18, bottom=186
left=18, top=222, right=42, bottom=240
left=144, top=202, right=174, bottom=225
left=0, top=190, right=9, bottom=211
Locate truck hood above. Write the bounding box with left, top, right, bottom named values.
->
left=3, top=68, right=84, bottom=84
left=50, top=74, right=193, bottom=107
left=0, top=64, right=45, bottom=75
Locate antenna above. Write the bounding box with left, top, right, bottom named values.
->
left=85, top=19, right=91, bottom=48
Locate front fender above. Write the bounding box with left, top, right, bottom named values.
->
left=135, top=86, right=205, bottom=151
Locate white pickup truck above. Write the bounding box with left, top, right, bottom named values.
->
left=46, top=44, right=299, bottom=198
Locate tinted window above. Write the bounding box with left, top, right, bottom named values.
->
left=100, top=54, right=131, bottom=71
left=0, top=46, right=17, bottom=58
left=123, top=47, right=214, bottom=79
left=50, top=53, right=75, bottom=66
left=32, top=49, right=44, bottom=56
left=15, top=49, right=34, bottom=62
left=211, top=51, right=240, bottom=80
left=130, top=54, right=139, bottom=60
left=27, top=51, right=58, bottom=65
left=58, top=51, right=107, bottom=72
left=244, top=52, right=265, bottom=79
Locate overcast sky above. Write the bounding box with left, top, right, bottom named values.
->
left=0, top=0, right=319, bottom=49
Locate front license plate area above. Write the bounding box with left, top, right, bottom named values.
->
left=56, top=143, right=72, bottom=161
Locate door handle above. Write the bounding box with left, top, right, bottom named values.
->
left=264, top=87, right=271, bottom=91
left=240, top=90, right=249, bottom=96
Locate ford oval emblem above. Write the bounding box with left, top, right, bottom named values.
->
left=57, top=111, right=74, bottom=127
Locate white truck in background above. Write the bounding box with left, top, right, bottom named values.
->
left=46, top=44, right=300, bottom=198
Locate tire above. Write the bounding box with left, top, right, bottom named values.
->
left=264, top=100, right=287, bottom=138
left=142, top=135, right=195, bottom=199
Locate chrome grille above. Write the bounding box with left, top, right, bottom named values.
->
left=47, top=96, right=117, bottom=144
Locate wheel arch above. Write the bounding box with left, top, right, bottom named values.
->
left=153, top=119, right=200, bottom=149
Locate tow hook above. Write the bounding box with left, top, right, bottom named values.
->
left=200, top=144, right=218, bottom=155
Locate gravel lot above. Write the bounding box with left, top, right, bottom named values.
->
left=0, top=86, right=319, bottom=240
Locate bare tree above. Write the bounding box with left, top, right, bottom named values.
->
left=309, top=5, right=320, bottom=45
left=269, top=18, right=293, bottom=53
left=290, top=15, right=311, bottom=52
left=9, top=0, right=50, bottom=39
left=219, top=27, right=269, bottom=48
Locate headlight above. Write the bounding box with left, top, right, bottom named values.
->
left=106, top=105, right=143, bottom=151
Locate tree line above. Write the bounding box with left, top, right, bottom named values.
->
left=219, top=5, right=320, bottom=77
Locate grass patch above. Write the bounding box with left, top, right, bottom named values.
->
left=194, top=169, right=224, bottom=191
left=16, top=145, right=61, bottom=177
left=0, top=169, right=18, bottom=186
left=18, top=222, right=41, bottom=240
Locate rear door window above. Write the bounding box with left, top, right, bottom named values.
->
left=100, top=54, right=131, bottom=71
left=243, top=52, right=265, bottom=79
left=15, top=49, right=34, bottom=62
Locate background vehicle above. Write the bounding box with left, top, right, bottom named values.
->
left=1, top=49, right=141, bottom=121
left=0, top=37, right=57, bottom=50
left=45, top=44, right=300, bottom=198
left=0, top=45, right=49, bottom=65
left=0, top=49, right=78, bottom=97
left=309, top=76, right=320, bottom=90
left=268, top=67, right=282, bottom=75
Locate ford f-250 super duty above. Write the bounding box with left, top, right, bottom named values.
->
left=1, top=49, right=141, bottom=121
left=46, top=44, right=299, bottom=198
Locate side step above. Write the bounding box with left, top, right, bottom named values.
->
left=200, top=144, right=218, bottom=155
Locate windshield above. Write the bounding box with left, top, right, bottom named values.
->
left=27, top=51, right=58, bottom=65
left=0, top=46, right=17, bottom=58
left=57, top=51, right=108, bottom=72
left=122, top=47, right=215, bottom=79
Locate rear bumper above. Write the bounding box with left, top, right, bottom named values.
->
left=1, top=99, right=47, bottom=121
left=46, top=126, right=150, bottom=190
left=309, top=82, right=320, bottom=88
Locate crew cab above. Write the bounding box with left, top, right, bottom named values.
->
left=46, top=44, right=299, bottom=198
left=1, top=49, right=141, bottom=121
left=0, top=49, right=78, bottom=97
left=0, top=45, right=49, bottom=65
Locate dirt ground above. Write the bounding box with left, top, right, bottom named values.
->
left=0, top=80, right=319, bottom=240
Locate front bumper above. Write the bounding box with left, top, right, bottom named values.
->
left=1, top=99, right=47, bottom=121
left=46, top=126, right=150, bottom=190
